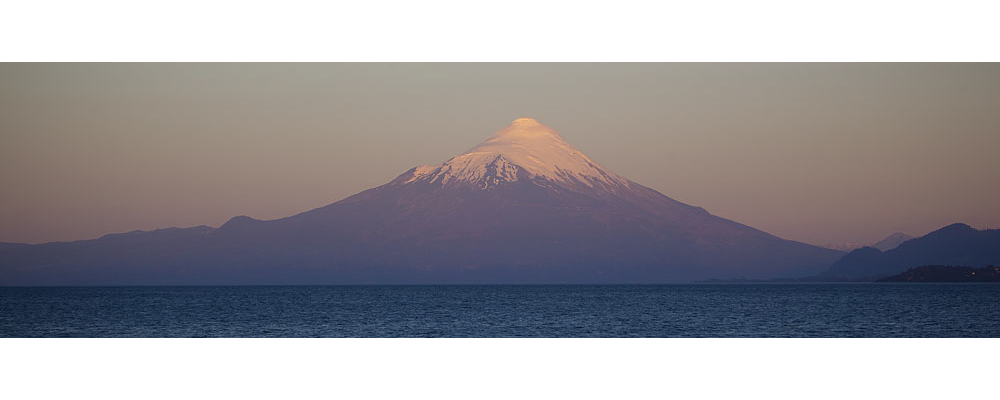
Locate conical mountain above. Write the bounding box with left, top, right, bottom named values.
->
left=0, top=118, right=843, bottom=285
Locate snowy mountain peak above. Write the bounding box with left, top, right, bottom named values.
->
left=402, top=118, right=630, bottom=191
left=495, top=117, right=558, bottom=137
left=510, top=117, right=544, bottom=126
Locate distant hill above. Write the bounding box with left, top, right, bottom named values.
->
left=877, top=265, right=1000, bottom=283
left=818, top=232, right=915, bottom=253
left=872, top=232, right=915, bottom=251
left=816, top=223, right=1000, bottom=281
left=819, top=242, right=864, bottom=253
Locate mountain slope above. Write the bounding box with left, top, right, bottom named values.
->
left=818, top=223, right=1000, bottom=281
left=872, top=232, right=915, bottom=251
left=0, top=242, right=28, bottom=251
left=0, top=118, right=843, bottom=285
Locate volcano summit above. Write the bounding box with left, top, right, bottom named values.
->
left=0, top=118, right=842, bottom=285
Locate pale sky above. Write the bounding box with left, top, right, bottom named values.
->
left=1, top=63, right=998, bottom=247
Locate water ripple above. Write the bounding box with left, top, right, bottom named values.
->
left=2, top=284, right=999, bottom=337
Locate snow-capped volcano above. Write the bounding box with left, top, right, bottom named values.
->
left=406, top=118, right=629, bottom=191
left=0, top=118, right=844, bottom=285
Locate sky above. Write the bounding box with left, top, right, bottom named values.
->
left=1, top=63, right=998, bottom=247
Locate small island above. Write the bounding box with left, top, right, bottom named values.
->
left=877, top=265, right=1000, bottom=283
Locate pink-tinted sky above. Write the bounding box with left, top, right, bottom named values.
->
left=1, top=63, right=998, bottom=247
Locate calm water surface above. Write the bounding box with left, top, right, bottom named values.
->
left=2, top=284, right=999, bottom=337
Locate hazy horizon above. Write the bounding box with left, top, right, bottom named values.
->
left=2, top=63, right=999, bottom=246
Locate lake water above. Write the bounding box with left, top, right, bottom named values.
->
left=2, top=284, right=999, bottom=337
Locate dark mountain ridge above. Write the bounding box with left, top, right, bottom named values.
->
left=817, top=223, right=1000, bottom=281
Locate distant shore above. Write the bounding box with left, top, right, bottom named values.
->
left=876, top=265, right=1000, bottom=283
left=698, top=265, right=1000, bottom=283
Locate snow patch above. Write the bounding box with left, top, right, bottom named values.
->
left=404, top=165, right=438, bottom=184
